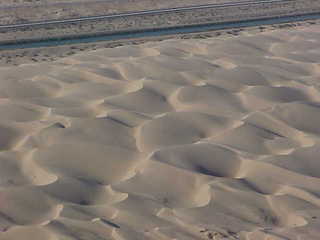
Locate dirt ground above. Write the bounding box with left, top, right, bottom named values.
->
left=0, top=0, right=244, bottom=25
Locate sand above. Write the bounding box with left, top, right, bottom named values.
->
left=0, top=24, right=320, bottom=240
left=1, top=19, right=318, bottom=67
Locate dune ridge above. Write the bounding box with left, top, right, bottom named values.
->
left=0, top=25, right=320, bottom=240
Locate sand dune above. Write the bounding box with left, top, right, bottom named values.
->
left=0, top=25, right=320, bottom=240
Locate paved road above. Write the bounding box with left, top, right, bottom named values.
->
left=0, top=0, right=292, bottom=29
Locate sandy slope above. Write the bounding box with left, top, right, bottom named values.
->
left=0, top=25, right=320, bottom=240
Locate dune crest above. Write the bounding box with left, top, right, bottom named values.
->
left=1, top=25, right=320, bottom=240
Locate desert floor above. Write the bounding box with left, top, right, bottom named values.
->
left=0, top=24, right=320, bottom=240
left=0, top=0, right=240, bottom=25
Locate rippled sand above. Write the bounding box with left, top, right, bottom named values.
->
left=0, top=25, right=320, bottom=240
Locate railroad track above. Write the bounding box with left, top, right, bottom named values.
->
left=0, top=0, right=293, bottom=29
left=1, top=0, right=320, bottom=50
